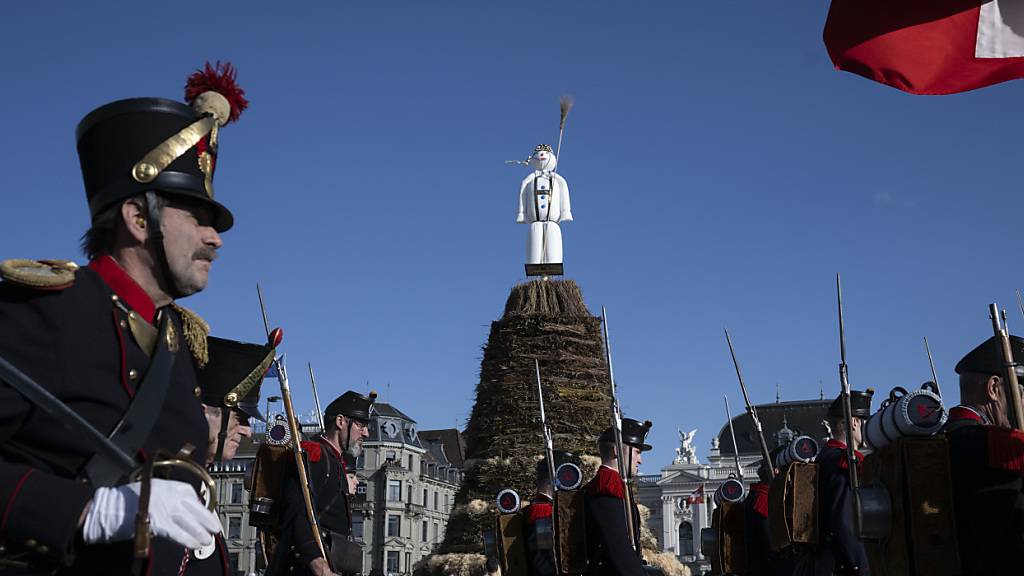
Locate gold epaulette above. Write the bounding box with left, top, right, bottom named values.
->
left=0, top=259, right=78, bottom=290
left=171, top=303, right=210, bottom=368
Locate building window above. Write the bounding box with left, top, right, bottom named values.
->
left=388, top=515, right=401, bottom=537
left=679, top=521, right=694, bottom=556
left=230, top=482, right=243, bottom=504
left=433, top=522, right=439, bottom=542
left=228, top=516, right=241, bottom=539
left=407, top=454, right=414, bottom=469
left=356, top=453, right=365, bottom=469
left=407, top=485, right=413, bottom=504
left=444, top=493, right=450, bottom=512
left=422, top=520, right=428, bottom=542
left=433, top=491, right=439, bottom=510
left=386, top=450, right=397, bottom=462
left=387, top=480, right=402, bottom=501
left=386, top=550, right=400, bottom=573
left=229, top=552, right=240, bottom=574
left=421, top=461, right=427, bottom=475
left=357, top=481, right=367, bottom=495
left=352, top=512, right=363, bottom=539
left=422, top=488, right=428, bottom=506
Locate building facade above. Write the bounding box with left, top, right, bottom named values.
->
left=636, top=398, right=831, bottom=575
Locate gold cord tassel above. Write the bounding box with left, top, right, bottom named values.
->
left=172, top=304, right=210, bottom=367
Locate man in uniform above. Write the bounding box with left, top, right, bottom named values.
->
left=190, top=335, right=275, bottom=575
left=0, top=62, right=247, bottom=575
left=268, top=390, right=375, bottom=576
left=802, top=389, right=872, bottom=576
left=944, top=335, right=1024, bottom=575
left=584, top=418, right=652, bottom=576
left=524, top=450, right=580, bottom=576
left=746, top=451, right=794, bottom=576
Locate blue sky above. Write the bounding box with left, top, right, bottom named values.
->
left=3, top=2, right=1022, bottom=471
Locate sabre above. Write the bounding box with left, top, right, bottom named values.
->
left=836, top=274, right=862, bottom=536
left=600, top=306, right=638, bottom=553
left=256, top=284, right=330, bottom=566
left=923, top=336, right=942, bottom=398
left=989, top=304, right=1024, bottom=431
left=724, top=328, right=775, bottom=480
left=308, top=363, right=325, bottom=432
left=534, top=359, right=562, bottom=571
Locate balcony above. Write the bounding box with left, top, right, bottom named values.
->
left=405, top=502, right=426, bottom=516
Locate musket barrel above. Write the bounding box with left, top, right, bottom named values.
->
left=534, top=359, right=561, bottom=570
left=836, top=274, right=862, bottom=538
left=600, top=307, right=638, bottom=553
left=989, top=304, right=1024, bottom=431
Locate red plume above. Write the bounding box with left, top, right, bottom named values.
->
left=185, top=61, right=249, bottom=124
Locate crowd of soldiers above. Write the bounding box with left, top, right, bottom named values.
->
left=0, top=62, right=1022, bottom=576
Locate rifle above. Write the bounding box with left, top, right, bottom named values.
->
left=989, top=303, right=1024, bottom=431
left=723, top=396, right=743, bottom=480
left=835, top=274, right=862, bottom=536
left=534, top=359, right=562, bottom=570
left=308, top=363, right=325, bottom=432
left=923, top=336, right=942, bottom=398
left=257, top=284, right=330, bottom=567
left=723, top=329, right=775, bottom=480
left=600, top=307, right=638, bottom=554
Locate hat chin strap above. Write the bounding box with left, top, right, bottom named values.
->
left=214, top=407, right=229, bottom=463
left=144, top=192, right=188, bottom=300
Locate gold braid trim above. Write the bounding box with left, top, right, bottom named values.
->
left=224, top=347, right=275, bottom=407
left=171, top=304, right=210, bottom=368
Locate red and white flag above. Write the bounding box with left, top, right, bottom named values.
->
left=824, top=0, right=1024, bottom=94
left=688, top=484, right=706, bottom=505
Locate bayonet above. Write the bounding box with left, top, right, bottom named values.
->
left=723, top=396, right=743, bottom=480
left=724, top=328, right=775, bottom=480
left=308, top=363, right=325, bottom=432
left=600, top=307, right=638, bottom=553
left=924, top=336, right=942, bottom=398
left=836, top=274, right=862, bottom=536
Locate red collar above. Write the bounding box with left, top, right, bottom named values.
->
left=826, top=438, right=865, bottom=466
left=317, top=435, right=345, bottom=466
left=88, top=256, right=156, bottom=323
left=949, top=406, right=986, bottom=424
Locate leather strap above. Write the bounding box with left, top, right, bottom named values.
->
left=82, top=314, right=178, bottom=485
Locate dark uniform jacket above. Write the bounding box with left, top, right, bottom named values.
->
left=800, top=440, right=869, bottom=576
left=0, top=256, right=215, bottom=575
left=583, top=466, right=646, bottom=576
left=944, top=406, right=1024, bottom=576
left=267, top=436, right=352, bottom=576
left=745, top=482, right=795, bottom=576
left=524, top=495, right=555, bottom=576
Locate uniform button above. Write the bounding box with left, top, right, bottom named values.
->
left=36, top=545, right=47, bottom=554
left=129, top=369, right=138, bottom=380
left=111, top=295, right=119, bottom=302
left=128, top=312, right=136, bottom=319
left=24, top=539, right=36, bottom=547
left=119, top=320, right=127, bottom=328
left=194, top=386, right=202, bottom=398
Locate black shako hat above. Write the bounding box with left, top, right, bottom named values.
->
left=827, top=388, right=874, bottom=419
left=955, top=335, right=1024, bottom=376
left=198, top=336, right=275, bottom=422
left=536, top=450, right=580, bottom=479
left=599, top=418, right=653, bottom=452
left=75, top=62, right=248, bottom=232
left=324, top=390, right=378, bottom=423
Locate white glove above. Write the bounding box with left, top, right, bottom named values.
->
left=81, top=479, right=222, bottom=549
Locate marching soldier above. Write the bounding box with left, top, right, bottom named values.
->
left=190, top=336, right=275, bottom=575
left=747, top=452, right=795, bottom=576
left=524, top=450, right=580, bottom=576
left=945, top=336, right=1024, bottom=575
left=800, top=390, right=873, bottom=576
left=584, top=418, right=652, bottom=576
left=0, top=62, right=247, bottom=574
left=267, top=390, right=375, bottom=576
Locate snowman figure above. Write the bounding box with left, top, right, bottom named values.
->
left=516, top=144, right=572, bottom=276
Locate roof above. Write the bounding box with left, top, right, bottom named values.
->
left=372, top=402, right=416, bottom=422
left=716, top=399, right=832, bottom=456
left=418, top=428, right=466, bottom=468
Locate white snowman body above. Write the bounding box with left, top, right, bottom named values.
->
left=515, top=146, right=572, bottom=267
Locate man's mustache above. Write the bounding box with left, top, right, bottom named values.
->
left=194, top=247, right=219, bottom=262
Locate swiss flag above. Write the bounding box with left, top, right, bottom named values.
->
left=824, top=0, right=1024, bottom=94
left=688, top=484, right=706, bottom=505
